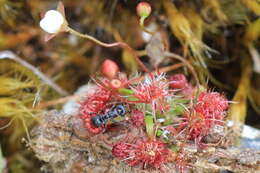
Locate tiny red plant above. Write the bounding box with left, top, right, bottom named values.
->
left=112, top=138, right=170, bottom=169
left=169, top=74, right=195, bottom=99
left=169, top=74, right=188, bottom=89
left=176, top=91, right=228, bottom=145
left=181, top=83, right=194, bottom=99
left=178, top=112, right=210, bottom=143
left=174, top=150, right=192, bottom=173
left=112, top=141, right=132, bottom=159
left=131, top=73, right=170, bottom=112
left=129, top=139, right=170, bottom=169
left=79, top=86, right=112, bottom=134
left=130, top=110, right=145, bottom=127
left=195, top=91, right=228, bottom=121
left=84, top=116, right=103, bottom=134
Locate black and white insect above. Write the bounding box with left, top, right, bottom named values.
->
left=91, top=104, right=127, bottom=127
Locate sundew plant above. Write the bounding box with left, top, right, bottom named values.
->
left=25, top=1, right=259, bottom=173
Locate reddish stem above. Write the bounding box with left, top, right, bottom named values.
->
left=68, top=27, right=149, bottom=73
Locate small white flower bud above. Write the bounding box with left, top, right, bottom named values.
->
left=40, top=10, right=65, bottom=34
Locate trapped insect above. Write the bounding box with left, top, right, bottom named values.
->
left=91, top=104, right=127, bottom=127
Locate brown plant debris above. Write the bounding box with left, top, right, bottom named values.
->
left=30, top=110, right=260, bottom=173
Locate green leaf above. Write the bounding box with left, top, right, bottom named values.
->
left=163, top=119, right=173, bottom=126
left=145, top=115, right=154, bottom=138
left=174, top=99, right=189, bottom=104
left=169, top=144, right=179, bottom=152
left=168, top=104, right=186, bottom=117
left=118, top=88, right=134, bottom=95
left=156, top=129, right=163, bottom=137
left=118, top=88, right=139, bottom=101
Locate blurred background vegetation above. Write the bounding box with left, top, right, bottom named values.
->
left=0, top=0, right=259, bottom=172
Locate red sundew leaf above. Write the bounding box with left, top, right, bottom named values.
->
left=195, top=91, right=228, bottom=120
left=128, top=139, right=170, bottom=169
left=169, top=74, right=188, bottom=89
left=130, top=110, right=145, bottom=127
left=79, top=86, right=112, bottom=134
left=112, top=141, right=131, bottom=159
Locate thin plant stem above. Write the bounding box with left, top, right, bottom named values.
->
left=139, top=16, right=154, bottom=35
left=0, top=117, right=16, bottom=130
left=21, top=117, right=31, bottom=142
left=129, top=63, right=184, bottom=84
left=67, top=27, right=149, bottom=73
left=164, top=51, right=200, bottom=89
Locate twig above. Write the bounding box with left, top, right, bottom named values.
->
left=0, top=50, right=69, bottom=96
